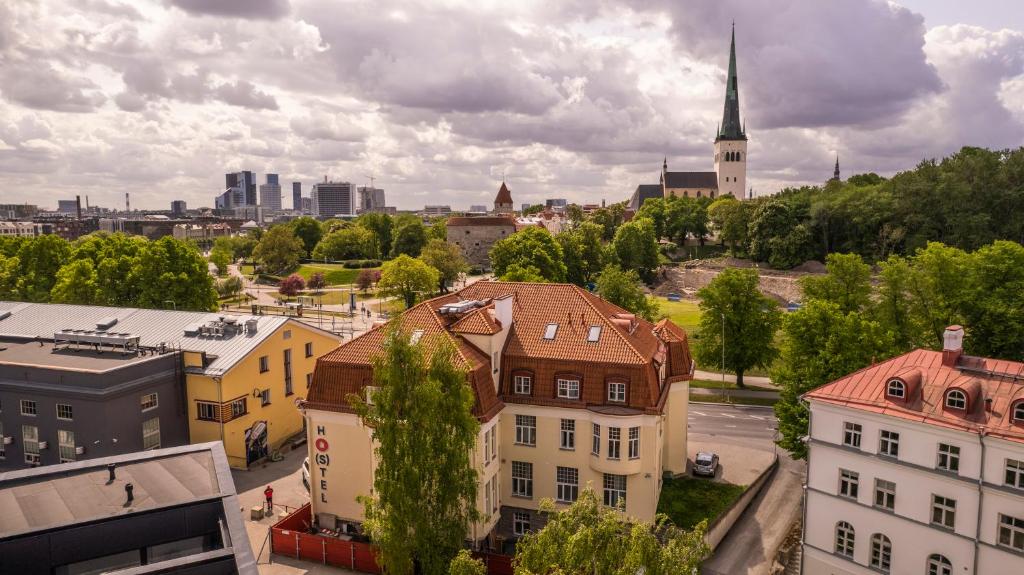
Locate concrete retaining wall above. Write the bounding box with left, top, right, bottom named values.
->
left=706, top=454, right=779, bottom=550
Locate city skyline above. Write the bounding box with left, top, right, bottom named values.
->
left=0, top=0, right=1022, bottom=210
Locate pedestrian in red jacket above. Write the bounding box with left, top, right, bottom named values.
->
left=264, top=485, right=274, bottom=513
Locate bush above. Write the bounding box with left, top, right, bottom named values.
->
left=342, top=259, right=383, bottom=269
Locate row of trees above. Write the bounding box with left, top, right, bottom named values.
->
left=0, top=233, right=217, bottom=311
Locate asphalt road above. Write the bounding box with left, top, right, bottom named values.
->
left=688, top=402, right=779, bottom=443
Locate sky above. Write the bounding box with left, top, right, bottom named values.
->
left=0, top=0, right=1022, bottom=212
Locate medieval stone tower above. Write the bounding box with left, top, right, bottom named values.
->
left=713, top=24, right=748, bottom=199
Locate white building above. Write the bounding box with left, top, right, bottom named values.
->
left=802, top=326, right=1024, bottom=575
left=311, top=180, right=355, bottom=217
left=0, top=221, right=44, bottom=237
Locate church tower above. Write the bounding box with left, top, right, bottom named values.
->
left=713, top=23, right=748, bottom=199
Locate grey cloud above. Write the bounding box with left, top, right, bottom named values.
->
left=289, top=112, right=367, bottom=142
left=114, top=91, right=147, bottom=112
left=168, top=0, right=290, bottom=20
left=214, top=80, right=279, bottom=110
left=80, top=0, right=143, bottom=20
left=0, top=63, right=106, bottom=113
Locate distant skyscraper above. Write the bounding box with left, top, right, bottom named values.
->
left=357, top=186, right=386, bottom=213
left=260, top=174, right=282, bottom=211
left=292, top=182, right=302, bottom=212
left=171, top=200, right=187, bottom=217
left=300, top=197, right=312, bottom=213
left=223, top=171, right=256, bottom=207
left=311, top=180, right=355, bottom=217
left=468, top=205, right=488, bottom=213
left=57, top=200, right=78, bottom=214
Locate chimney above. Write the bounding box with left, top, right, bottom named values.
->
left=942, top=325, right=964, bottom=367
left=125, top=482, right=134, bottom=504
left=76, top=195, right=82, bottom=220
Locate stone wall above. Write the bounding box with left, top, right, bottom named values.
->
left=448, top=223, right=516, bottom=270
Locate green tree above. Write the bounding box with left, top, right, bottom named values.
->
left=253, top=226, right=303, bottom=275
left=16, top=234, right=71, bottom=301
left=694, top=268, right=782, bottom=388
left=350, top=326, right=480, bottom=575
left=611, top=218, right=659, bottom=282
left=358, top=213, right=394, bottom=258
left=0, top=254, right=19, bottom=299
left=290, top=217, right=323, bottom=258
left=50, top=259, right=100, bottom=304
left=420, top=239, right=468, bottom=293
left=427, top=218, right=448, bottom=242
left=514, top=487, right=709, bottom=575
left=799, top=253, right=873, bottom=313
left=596, top=265, right=659, bottom=321
left=130, top=237, right=218, bottom=311
left=635, top=197, right=667, bottom=240
left=747, top=198, right=798, bottom=265
left=391, top=216, right=428, bottom=258
left=215, top=276, right=243, bottom=299
left=489, top=227, right=566, bottom=283
left=313, top=226, right=377, bottom=261
left=556, top=232, right=585, bottom=286
left=960, top=240, right=1024, bottom=360
left=209, top=246, right=232, bottom=276
left=448, top=550, right=486, bottom=575
left=378, top=254, right=440, bottom=308
left=773, top=300, right=895, bottom=458
left=574, top=221, right=606, bottom=284
left=707, top=196, right=749, bottom=254
left=522, top=204, right=545, bottom=216
left=499, top=263, right=548, bottom=283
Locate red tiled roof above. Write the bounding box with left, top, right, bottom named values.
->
left=447, top=216, right=516, bottom=227
left=494, top=182, right=512, bottom=205
left=804, top=349, right=1024, bottom=444
left=449, top=306, right=501, bottom=335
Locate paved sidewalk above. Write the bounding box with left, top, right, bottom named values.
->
left=690, top=387, right=780, bottom=400
left=694, top=369, right=775, bottom=387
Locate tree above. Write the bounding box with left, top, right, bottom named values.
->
left=427, top=218, right=448, bottom=242
left=596, top=265, right=659, bottom=321
left=378, top=255, right=439, bottom=308
left=747, top=198, right=799, bottom=265
left=215, top=276, right=243, bottom=299
left=290, top=217, right=323, bottom=257
left=50, top=259, right=99, bottom=304
left=278, top=273, right=306, bottom=298
left=307, top=272, right=326, bottom=293
left=694, top=268, right=782, bottom=388
left=708, top=196, right=749, bottom=254
left=773, top=300, right=896, bottom=458
left=209, top=246, right=232, bottom=276
left=358, top=213, right=394, bottom=258
left=420, top=239, right=468, bottom=293
left=313, top=226, right=377, bottom=261
left=16, top=234, right=70, bottom=301
left=350, top=326, right=480, bottom=575
left=574, top=221, right=606, bottom=284
left=356, top=268, right=376, bottom=293
left=0, top=254, right=18, bottom=299
left=514, top=487, right=709, bottom=575
left=448, top=550, right=486, bottom=575
left=958, top=240, right=1024, bottom=361
left=489, top=227, right=566, bottom=283
left=611, top=217, right=659, bottom=282
left=130, top=237, right=218, bottom=311
left=522, top=204, right=544, bottom=216
left=555, top=232, right=585, bottom=286
left=253, top=226, right=303, bottom=275
left=799, top=252, right=872, bottom=313
left=499, top=263, right=548, bottom=283
left=391, top=216, right=428, bottom=258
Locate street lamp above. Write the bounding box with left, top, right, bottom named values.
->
left=720, top=311, right=728, bottom=403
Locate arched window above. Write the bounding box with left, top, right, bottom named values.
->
left=927, top=554, right=952, bottom=575
left=730, top=151, right=736, bottom=161
left=835, top=521, right=855, bottom=558
left=946, top=389, right=967, bottom=410
left=887, top=379, right=906, bottom=399
left=1012, top=401, right=1024, bottom=422
left=870, top=534, right=891, bottom=573
left=736, top=152, right=742, bottom=161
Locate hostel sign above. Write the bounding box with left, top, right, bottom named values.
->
left=314, top=425, right=330, bottom=503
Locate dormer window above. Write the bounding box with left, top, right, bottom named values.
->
left=587, top=325, right=601, bottom=342
left=946, top=389, right=967, bottom=410
left=543, top=323, right=558, bottom=340
left=886, top=379, right=905, bottom=399
left=1012, top=402, right=1024, bottom=423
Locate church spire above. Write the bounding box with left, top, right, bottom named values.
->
left=717, top=22, right=746, bottom=142
left=832, top=155, right=841, bottom=181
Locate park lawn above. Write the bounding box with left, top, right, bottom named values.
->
left=295, top=264, right=375, bottom=286
left=688, top=379, right=777, bottom=392
left=657, top=476, right=746, bottom=530
left=652, top=297, right=702, bottom=335
left=689, top=394, right=779, bottom=407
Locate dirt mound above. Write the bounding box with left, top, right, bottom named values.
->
left=791, top=260, right=826, bottom=274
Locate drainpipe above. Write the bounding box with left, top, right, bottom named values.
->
left=799, top=400, right=812, bottom=575
left=214, top=375, right=225, bottom=446
left=973, top=426, right=987, bottom=575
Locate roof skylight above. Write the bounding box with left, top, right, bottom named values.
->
left=587, top=325, right=602, bottom=342
left=543, top=323, right=558, bottom=340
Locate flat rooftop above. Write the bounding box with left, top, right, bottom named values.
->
left=0, top=338, right=157, bottom=372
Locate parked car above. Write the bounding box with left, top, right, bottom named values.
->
left=666, top=292, right=682, bottom=302
left=302, top=457, right=310, bottom=492
left=693, top=451, right=719, bottom=477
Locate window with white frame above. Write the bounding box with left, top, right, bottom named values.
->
left=869, top=533, right=891, bottom=573
left=58, top=429, right=75, bottom=463
left=874, top=479, right=895, bottom=510
left=22, top=425, right=40, bottom=464
left=56, top=403, right=73, bottom=421
left=931, top=495, right=956, bottom=529
left=879, top=430, right=900, bottom=457
left=608, top=381, right=626, bottom=403
left=260, top=389, right=271, bottom=406
left=560, top=419, right=575, bottom=450
left=839, top=469, right=859, bottom=499
left=1005, top=459, right=1024, bottom=489
left=937, top=443, right=960, bottom=472
left=484, top=428, right=492, bottom=464
left=945, top=389, right=967, bottom=410
left=484, top=477, right=492, bottom=515
left=886, top=379, right=905, bottom=399
left=141, top=393, right=158, bottom=411
left=842, top=422, right=861, bottom=448
left=515, top=415, right=536, bottom=446
left=628, top=427, right=640, bottom=459
left=998, top=514, right=1024, bottom=552
left=592, top=423, right=600, bottom=455
left=491, top=474, right=498, bottom=513
left=513, top=375, right=532, bottom=395
left=927, top=555, right=952, bottom=575
left=489, top=426, right=496, bottom=461
left=1014, top=402, right=1024, bottom=422
left=230, top=398, right=247, bottom=418
left=587, top=325, right=601, bottom=342
left=607, top=427, right=621, bottom=459
left=511, top=461, right=533, bottom=497
left=603, top=474, right=626, bottom=508
left=834, top=521, right=855, bottom=558
left=197, top=401, right=218, bottom=421
left=557, top=378, right=580, bottom=399
left=142, top=417, right=161, bottom=450
left=20, top=399, right=37, bottom=416
left=543, top=323, right=558, bottom=340
left=556, top=467, right=579, bottom=502
left=513, top=512, right=531, bottom=535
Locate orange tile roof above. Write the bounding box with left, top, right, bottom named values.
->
left=449, top=306, right=501, bottom=335
left=446, top=216, right=516, bottom=227
left=494, top=182, right=513, bottom=205
left=804, top=349, right=1024, bottom=444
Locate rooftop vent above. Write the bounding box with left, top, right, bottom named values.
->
left=96, top=316, right=118, bottom=330
left=245, top=319, right=258, bottom=334
left=0, top=311, right=10, bottom=321
left=439, top=300, right=484, bottom=316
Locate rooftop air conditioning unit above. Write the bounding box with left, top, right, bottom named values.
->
left=2, top=436, right=12, bottom=445
left=75, top=446, right=85, bottom=455
left=38, top=441, right=48, bottom=450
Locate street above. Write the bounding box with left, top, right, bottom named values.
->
left=689, top=402, right=780, bottom=443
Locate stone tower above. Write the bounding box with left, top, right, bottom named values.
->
left=493, top=181, right=513, bottom=214
left=713, top=23, right=748, bottom=199
left=831, top=155, right=841, bottom=182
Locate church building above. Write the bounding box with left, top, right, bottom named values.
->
left=629, top=25, right=748, bottom=210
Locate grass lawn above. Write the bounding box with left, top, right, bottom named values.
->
left=652, top=298, right=702, bottom=335
left=240, top=263, right=379, bottom=287
left=688, top=379, right=777, bottom=392
left=657, top=476, right=746, bottom=530
left=689, top=394, right=779, bottom=407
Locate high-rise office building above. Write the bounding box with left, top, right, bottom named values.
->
left=170, top=200, right=187, bottom=217
left=57, top=200, right=78, bottom=214
left=311, top=180, right=355, bottom=217
left=292, top=182, right=302, bottom=212
left=259, top=174, right=282, bottom=212
left=224, top=171, right=256, bottom=207
left=357, top=186, right=386, bottom=213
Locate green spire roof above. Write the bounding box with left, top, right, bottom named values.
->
left=717, top=23, right=746, bottom=142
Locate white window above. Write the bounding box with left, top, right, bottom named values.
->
left=1005, top=459, right=1024, bottom=489
left=927, top=555, right=952, bottom=575
left=592, top=423, right=600, bottom=455
left=23, top=425, right=40, bottom=465
left=259, top=355, right=269, bottom=373
left=143, top=417, right=161, bottom=450
left=20, top=400, right=37, bottom=416
left=543, top=323, right=558, bottom=340
left=556, top=466, right=579, bottom=502
left=608, top=381, right=626, bottom=403
left=879, top=430, right=899, bottom=457
left=874, top=479, right=895, bottom=510
left=513, top=375, right=532, bottom=395
left=304, top=341, right=313, bottom=357
left=512, top=511, right=531, bottom=535
left=587, top=325, right=601, bottom=342
left=58, top=430, right=75, bottom=463
left=489, top=426, right=496, bottom=461
left=197, top=401, right=218, bottom=421
left=483, top=428, right=492, bottom=464
left=931, top=494, right=956, bottom=529
left=839, top=469, right=858, bottom=499
left=608, top=427, right=621, bottom=460
left=141, top=393, right=158, bottom=411
left=557, top=378, right=579, bottom=399
left=56, top=403, right=73, bottom=421
left=515, top=415, right=536, bottom=446
left=603, top=474, right=626, bottom=508
left=843, top=422, right=861, bottom=448
left=1014, top=402, right=1024, bottom=422
left=945, top=389, right=966, bottom=410
left=560, top=419, right=575, bottom=450
left=511, top=461, right=532, bottom=497
left=998, top=514, right=1024, bottom=552
left=886, top=379, right=905, bottom=398
left=484, top=476, right=491, bottom=515
left=230, top=398, right=247, bottom=418
left=490, top=473, right=498, bottom=513
left=260, top=389, right=271, bottom=406
left=869, top=533, right=891, bottom=573
left=628, top=427, right=640, bottom=459
left=834, top=521, right=855, bottom=558
left=937, top=444, right=960, bottom=472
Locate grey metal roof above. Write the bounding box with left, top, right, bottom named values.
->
left=663, top=171, right=718, bottom=189
left=628, top=184, right=663, bottom=211
left=0, top=302, right=292, bottom=376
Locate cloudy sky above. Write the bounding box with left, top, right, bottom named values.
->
left=1, top=0, right=1022, bottom=211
